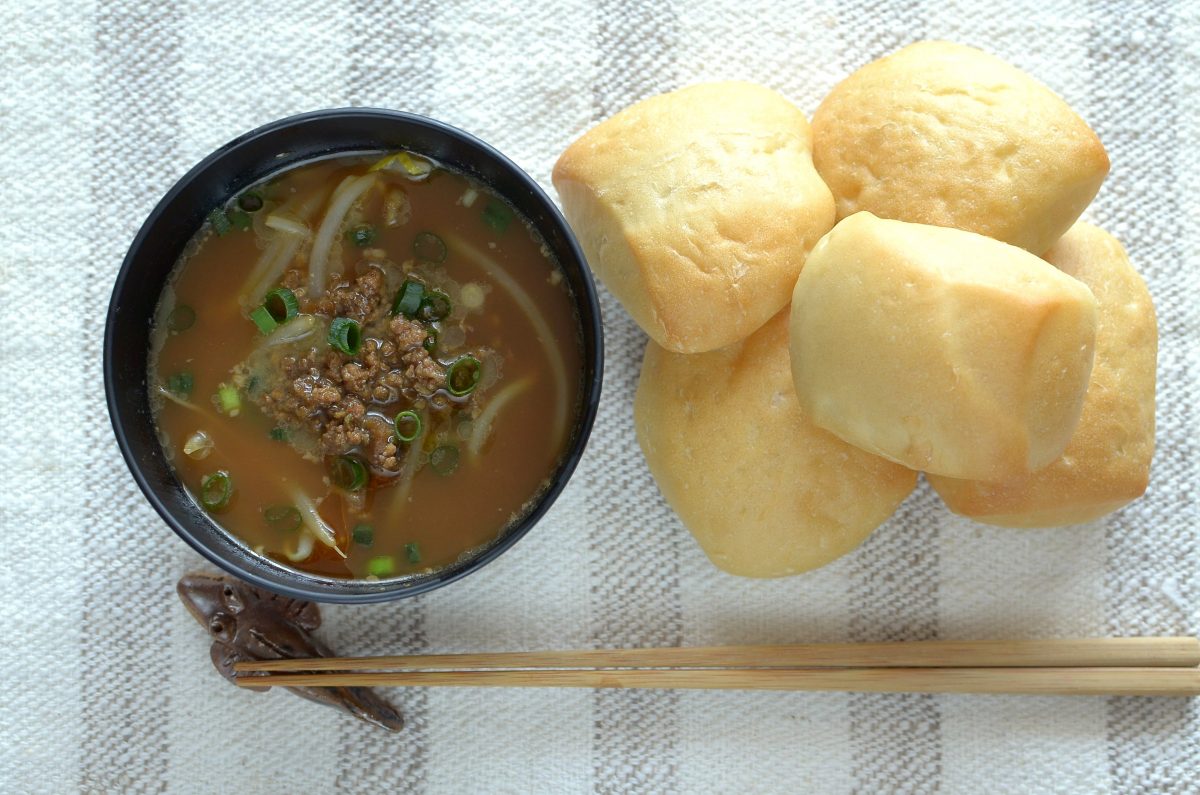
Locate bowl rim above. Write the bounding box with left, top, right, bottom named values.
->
left=104, top=107, right=604, bottom=603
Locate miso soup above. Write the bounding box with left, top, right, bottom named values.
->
left=149, top=152, right=584, bottom=579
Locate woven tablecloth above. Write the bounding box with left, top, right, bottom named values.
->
left=2, top=0, right=1197, bottom=792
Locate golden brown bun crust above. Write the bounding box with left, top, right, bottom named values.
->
left=812, top=41, right=1109, bottom=255
left=553, top=81, right=835, bottom=353
left=635, top=309, right=917, bottom=577
left=929, top=223, right=1157, bottom=526
left=789, top=212, right=1098, bottom=480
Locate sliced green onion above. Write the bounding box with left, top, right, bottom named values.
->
left=268, top=427, right=289, bottom=441
left=429, top=444, right=460, bottom=476
left=422, top=328, right=439, bottom=354
left=330, top=454, right=368, bottom=491
left=166, top=304, right=195, bottom=332
left=393, top=410, right=422, bottom=443
left=166, top=372, right=194, bottom=399
left=446, top=355, right=482, bottom=397
left=263, top=287, right=299, bottom=323
left=413, top=231, right=447, bottom=263
left=209, top=208, right=232, bottom=236
left=367, top=555, right=395, bottom=577
left=328, top=317, right=362, bottom=355
left=481, top=200, right=512, bottom=233
left=237, top=191, right=264, bottom=212
left=264, top=504, right=302, bottom=533
left=249, top=305, right=278, bottom=334
left=352, top=523, right=374, bottom=547
left=405, top=542, right=421, bottom=564
left=417, top=290, right=451, bottom=322
left=391, top=279, right=425, bottom=317
left=217, top=383, right=241, bottom=416
left=346, top=223, right=377, bottom=247
left=229, top=209, right=252, bottom=231
left=200, top=471, right=233, bottom=511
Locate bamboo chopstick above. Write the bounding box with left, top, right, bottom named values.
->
left=229, top=637, right=1200, bottom=697
left=233, top=666, right=1200, bottom=696
left=234, top=636, right=1200, bottom=674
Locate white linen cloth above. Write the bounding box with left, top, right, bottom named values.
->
left=1, top=0, right=1196, bottom=792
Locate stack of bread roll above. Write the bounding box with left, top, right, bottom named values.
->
left=553, top=41, right=1157, bottom=578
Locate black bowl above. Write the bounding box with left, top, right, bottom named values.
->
left=105, top=108, right=603, bottom=603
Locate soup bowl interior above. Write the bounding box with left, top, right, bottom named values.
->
left=106, top=109, right=603, bottom=603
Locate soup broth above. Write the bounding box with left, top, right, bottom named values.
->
left=149, top=152, right=583, bottom=579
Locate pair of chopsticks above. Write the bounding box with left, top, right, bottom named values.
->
left=233, top=637, right=1200, bottom=696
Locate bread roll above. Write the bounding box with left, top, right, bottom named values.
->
left=635, top=309, right=917, bottom=577
left=812, top=41, right=1108, bottom=255
left=789, top=212, right=1098, bottom=480
left=929, top=223, right=1157, bottom=526
left=553, top=81, right=835, bottom=353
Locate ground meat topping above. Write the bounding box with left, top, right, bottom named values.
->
left=248, top=307, right=483, bottom=472
left=363, top=414, right=401, bottom=472
left=241, top=260, right=497, bottom=473
left=316, top=268, right=386, bottom=323
left=390, top=315, right=427, bottom=350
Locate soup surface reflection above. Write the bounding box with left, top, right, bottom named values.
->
left=149, top=152, right=583, bottom=579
